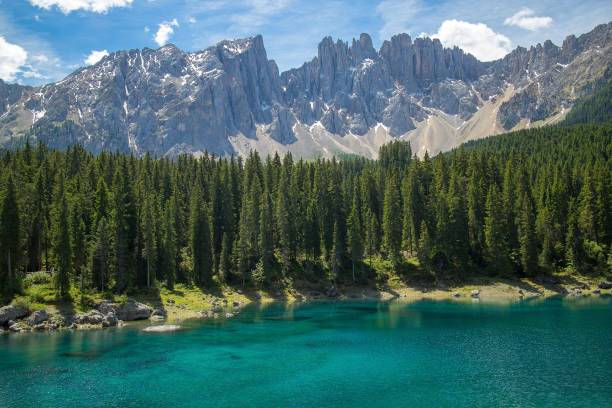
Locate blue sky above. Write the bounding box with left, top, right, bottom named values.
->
left=1, top=0, right=611, bottom=85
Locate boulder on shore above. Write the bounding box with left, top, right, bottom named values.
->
left=598, top=281, right=612, bottom=290
left=0, top=305, right=30, bottom=326
left=73, top=310, right=105, bottom=325
left=326, top=287, right=340, bottom=298
left=97, top=300, right=152, bottom=321
left=27, top=310, right=49, bottom=326
left=471, top=290, right=480, bottom=298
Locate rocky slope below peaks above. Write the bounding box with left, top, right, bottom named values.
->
left=0, top=22, right=609, bottom=158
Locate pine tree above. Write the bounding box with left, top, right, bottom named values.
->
left=382, top=176, right=402, bottom=263
left=190, top=187, right=213, bottom=285
left=218, top=232, right=231, bottom=284
left=276, top=169, right=293, bottom=275
left=484, top=185, right=511, bottom=275
left=364, top=208, right=379, bottom=263
left=517, top=194, right=537, bottom=276
left=329, top=220, right=343, bottom=283
left=417, top=221, right=432, bottom=271
left=90, top=217, right=111, bottom=291
left=347, top=189, right=363, bottom=283
left=259, top=182, right=274, bottom=275
left=142, top=195, right=156, bottom=288
left=0, top=173, right=22, bottom=300
left=53, top=174, right=72, bottom=298
left=71, top=206, right=87, bottom=288
left=161, top=206, right=176, bottom=290
left=111, top=166, right=132, bottom=293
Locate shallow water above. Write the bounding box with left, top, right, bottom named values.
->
left=1, top=298, right=611, bottom=407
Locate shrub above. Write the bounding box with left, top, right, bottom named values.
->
left=22, top=271, right=52, bottom=288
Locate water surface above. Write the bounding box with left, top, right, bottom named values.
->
left=1, top=298, right=611, bottom=407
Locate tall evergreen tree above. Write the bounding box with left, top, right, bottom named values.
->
left=190, top=187, right=213, bottom=285
left=90, top=217, right=111, bottom=291
left=53, top=174, right=72, bottom=298
left=0, top=174, right=22, bottom=300
left=347, top=189, right=363, bottom=282
left=382, top=176, right=402, bottom=263
left=484, top=185, right=512, bottom=275
left=517, top=194, right=538, bottom=276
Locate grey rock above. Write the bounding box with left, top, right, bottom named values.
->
left=142, top=324, right=181, bottom=333
left=102, top=312, right=119, bottom=327
left=9, top=322, right=28, bottom=332
left=74, top=310, right=105, bottom=325
left=151, top=308, right=167, bottom=317
left=598, top=281, right=612, bottom=290
left=452, top=292, right=461, bottom=298
left=0, top=23, right=609, bottom=157
left=27, top=310, right=49, bottom=326
left=0, top=305, right=30, bottom=326
left=471, top=290, right=480, bottom=298
left=326, top=287, right=340, bottom=298
left=97, top=300, right=152, bottom=321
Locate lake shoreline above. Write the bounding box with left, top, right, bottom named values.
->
left=2, top=275, right=610, bottom=335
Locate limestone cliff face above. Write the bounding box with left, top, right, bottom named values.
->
left=0, top=23, right=609, bottom=157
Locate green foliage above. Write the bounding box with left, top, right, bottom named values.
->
left=22, top=271, right=52, bottom=289
left=0, top=124, right=610, bottom=304
left=563, top=79, right=612, bottom=125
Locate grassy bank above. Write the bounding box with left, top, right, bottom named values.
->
left=8, top=260, right=610, bottom=324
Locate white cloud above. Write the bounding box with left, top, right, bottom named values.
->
left=376, top=0, right=423, bottom=39
left=229, top=0, right=293, bottom=31
left=29, top=0, right=133, bottom=14
left=0, top=36, right=28, bottom=82
left=433, top=19, right=512, bottom=61
left=504, top=8, right=553, bottom=31
left=85, top=49, right=109, bottom=65
left=154, top=19, right=179, bottom=47
left=187, top=16, right=197, bottom=24
left=144, top=26, right=150, bottom=32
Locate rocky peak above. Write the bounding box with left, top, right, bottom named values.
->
left=0, top=23, right=609, bottom=158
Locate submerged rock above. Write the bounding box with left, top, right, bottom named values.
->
left=142, top=325, right=181, bottom=333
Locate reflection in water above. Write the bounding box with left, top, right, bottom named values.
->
left=1, top=297, right=611, bottom=408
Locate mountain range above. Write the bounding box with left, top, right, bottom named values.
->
left=0, top=22, right=610, bottom=158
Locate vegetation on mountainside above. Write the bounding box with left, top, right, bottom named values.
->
left=0, top=124, right=610, bottom=303
left=563, top=78, right=612, bottom=126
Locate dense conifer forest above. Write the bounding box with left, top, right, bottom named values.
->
left=0, top=124, right=610, bottom=302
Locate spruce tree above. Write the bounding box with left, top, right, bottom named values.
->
left=517, top=194, right=537, bottom=276
left=484, top=185, right=511, bottom=275
left=0, top=173, right=22, bottom=300
left=382, top=176, right=402, bottom=263
left=190, top=187, right=213, bottom=285
left=53, top=174, right=72, bottom=298
left=347, top=189, right=363, bottom=283
left=90, top=217, right=111, bottom=291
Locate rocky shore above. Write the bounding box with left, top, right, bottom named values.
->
left=2, top=278, right=610, bottom=335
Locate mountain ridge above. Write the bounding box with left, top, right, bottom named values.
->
left=0, top=22, right=610, bottom=158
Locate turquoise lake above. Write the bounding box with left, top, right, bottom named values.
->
left=1, top=298, right=611, bottom=407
